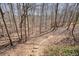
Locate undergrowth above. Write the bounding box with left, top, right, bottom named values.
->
left=44, top=45, right=79, bottom=56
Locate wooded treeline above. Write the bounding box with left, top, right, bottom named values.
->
left=0, top=3, right=79, bottom=46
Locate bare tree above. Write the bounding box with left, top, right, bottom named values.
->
left=61, top=4, right=68, bottom=26
left=0, top=6, right=13, bottom=46
left=44, top=4, right=48, bottom=30
left=10, top=4, right=21, bottom=41
left=39, top=3, right=44, bottom=34
left=71, top=3, right=79, bottom=44
left=53, top=3, right=59, bottom=31
left=66, top=4, right=76, bottom=30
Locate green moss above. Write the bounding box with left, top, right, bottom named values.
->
left=44, top=45, right=79, bottom=56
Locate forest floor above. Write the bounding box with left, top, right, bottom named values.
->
left=0, top=24, right=79, bottom=56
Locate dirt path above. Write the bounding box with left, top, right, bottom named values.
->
left=0, top=27, right=73, bottom=56
left=0, top=24, right=79, bottom=56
